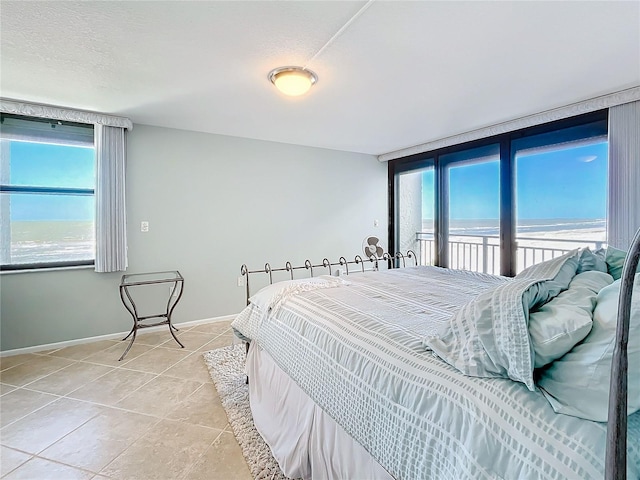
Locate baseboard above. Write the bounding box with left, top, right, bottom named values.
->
left=0, top=314, right=237, bottom=358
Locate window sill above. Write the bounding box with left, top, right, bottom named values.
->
left=0, top=264, right=95, bottom=275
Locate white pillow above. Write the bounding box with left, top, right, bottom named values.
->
left=537, top=274, right=640, bottom=421
left=529, top=271, right=613, bottom=368
left=249, top=275, right=348, bottom=312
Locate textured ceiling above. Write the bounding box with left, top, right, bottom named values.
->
left=1, top=1, right=639, bottom=156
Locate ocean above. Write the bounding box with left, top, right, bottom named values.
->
left=421, top=218, right=606, bottom=239
left=4, top=218, right=607, bottom=267
left=4, top=220, right=94, bottom=265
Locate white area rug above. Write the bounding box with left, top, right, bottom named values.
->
left=203, top=344, right=291, bottom=480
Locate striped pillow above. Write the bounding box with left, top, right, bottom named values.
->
left=425, top=250, right=580, bottom=391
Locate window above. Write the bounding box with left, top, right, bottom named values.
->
left=0, top=114, right=95, bottom=270
left=442, top=145, right=501, bottom=274
left=514, top=125, right=608, bottom=273
left=389, top=110, right=608, bottom=276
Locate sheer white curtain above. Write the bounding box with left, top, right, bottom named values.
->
left=95, top=124, right=128, bottom=272
left=608, top=100, right=640, bottom=250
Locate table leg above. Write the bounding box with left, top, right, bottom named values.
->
left=165, top=280, right=185, bottom=349
left=119, top=328, right=137, bottom=361
left=168, top=322, right=185, bottom=348
left=119, top=285, right=140, bottom=361
left=122, top=325, right=135, bottom=341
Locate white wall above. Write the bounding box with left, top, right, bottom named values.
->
left=0, top=125, right=388, bottom=351
left=397, top=171, right=422, bottom=254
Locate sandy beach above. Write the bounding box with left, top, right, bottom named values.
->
left=417, top=221, right=606, bottom=274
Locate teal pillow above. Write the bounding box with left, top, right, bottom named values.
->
left=529, top=271, right=612, bottom=368
left=519, top=250, right=580, bottom=311
left=576, top=248, right=608, bottom=274
left=537, top=274, right=640, bottom=421
left=605, top=246, right=627, bottom=280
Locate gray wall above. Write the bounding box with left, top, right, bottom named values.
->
left=0, top=125, right=388, bottom=351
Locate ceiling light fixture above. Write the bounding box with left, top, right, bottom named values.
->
left=267, top=1, right=373, bottom=98
left=268, top=66, right=318, bottom=97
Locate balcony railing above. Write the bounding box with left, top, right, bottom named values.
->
left=415, top=232, right=605, bottom=275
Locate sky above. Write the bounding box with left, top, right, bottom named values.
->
left=5, top=139, right=608, bottom=223
left=5, top=141, right=95, bottom=221
left=421, top=141, right=608, bottom=222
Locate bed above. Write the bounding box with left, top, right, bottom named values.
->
left=231, top=238, right=640, bottom=479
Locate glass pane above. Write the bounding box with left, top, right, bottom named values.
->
left=515, top=141, right=608, bottom=272
left=122, top=271, right=182, bottom=286
left=445, top=148, right=500, bottom=274
left=1, top=193, right=95, bottom=265
left=5, top=140, right=95, bottom=189
left=396, top=166, right=435, bottom=265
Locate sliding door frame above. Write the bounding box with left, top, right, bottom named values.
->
left=388, top=109, right=608, bottom=277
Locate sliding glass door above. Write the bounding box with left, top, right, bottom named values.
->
left=390, top=110, right=609, bottom=277
left=513, top=123, right=608, bottom=272
left=442, top=145, right=500, bottom=274
left=395, top=163, right=435, bottom=265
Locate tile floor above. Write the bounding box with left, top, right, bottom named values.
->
left=0, top=320, right=253, bottom=479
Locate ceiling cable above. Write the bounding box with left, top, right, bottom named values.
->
left=303, top=0, right=375, bottom=70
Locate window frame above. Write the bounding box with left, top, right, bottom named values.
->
left=0, top=115, right=96, bottom=272
left=388, top=109, right=609, bottom=276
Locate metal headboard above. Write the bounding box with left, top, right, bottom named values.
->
left=240, top=250, right=417, bottom=306
left=606, top=227, right=640, bottom=480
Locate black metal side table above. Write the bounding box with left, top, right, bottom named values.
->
left=118, top=270, right=185, bottom=361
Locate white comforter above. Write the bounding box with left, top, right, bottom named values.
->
left=232, top=266, right=640, bottom=479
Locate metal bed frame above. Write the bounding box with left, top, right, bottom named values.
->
left=239, top=250, right=417, bottom=306
left=606, top=227, right=640, bottom=480
left=237, top=231, right=640, bottom=479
